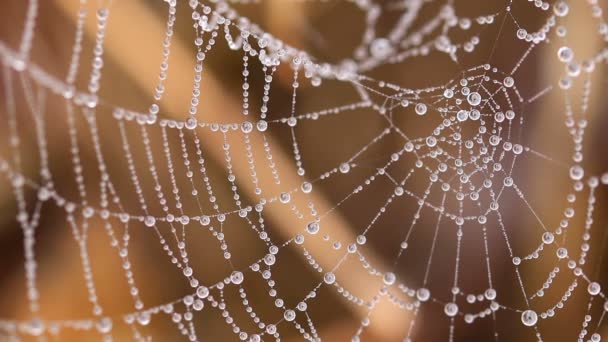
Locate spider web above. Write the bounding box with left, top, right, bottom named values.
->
left=0, top=0, right=608, bottom=341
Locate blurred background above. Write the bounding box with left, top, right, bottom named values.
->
left=0, top=0, right=607, bottom=341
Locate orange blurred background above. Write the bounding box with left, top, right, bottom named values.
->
left=0, top=0, right=607, bottom=341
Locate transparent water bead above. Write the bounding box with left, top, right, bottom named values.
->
left=306, top=221, right=320, bottom=235
left=323, top=272, right=336, bottom=285
left=264, top=254, right=276, bottom=266
left=96, top=317, right=112, bottom=333
left=97, top=8, right=109, bottom=20
left=339, top=163, right=351, bottom=174
left=469, top=109, right=481, bottom=120
left=284, top=309, right=296, bottom=322
left=553, top=1, right=569, bottom=16
left=24, top=318, right=44, bottom=336
left=241, top=121, right=253, bottom=133
left=370, top=38, right=394, bottom=59
left=484, top=288, right=497, bottom=300
left=246, top=334, right=261, bottom=342
left=230, top=271, right=244, bottom=285
left=456, top=110, right=469, bottom=122
left=196, top=286, right=209, bottom=299
left=557, top=46, right=574, bottom=63
left=521, top=310, right=538, bottom=326
left=144, top=216, right=156, bottom=227
left=467, top=92, right=482, bottom=106
left=137, top=312, right=151, bottom=326
left=444, top=303, right=458, bottom=317
left=542, top=232, right=554, bottom=244
left=266, top=325, right=277, bottom=334
left=279, top=192, right=291, bottom=204
left=301, top=182, right=312, bottom=193
left=256, top=120, right=268, bottom=132
left=185, top=117, right=198, bottom=130
left=416, top=288, right=430, bottom=302
left=415, top=103, right=427, bottom=115
left=588, top=282, right=601, bottom=296
left=569, top=165, right=584, bottom=181
left=383, top=272, right=396, bottom=286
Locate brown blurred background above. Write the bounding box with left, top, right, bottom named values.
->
left=0, top=0, right=607, bottom=341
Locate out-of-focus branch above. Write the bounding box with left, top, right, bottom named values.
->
left=264, top=0, right=307, bottom=88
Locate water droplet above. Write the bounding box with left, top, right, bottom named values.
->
left=444, top=303, right=458, bottom=317
left=542, top=232, right=554, bottom=244
left=557, top=46, right=574, bottom=63
left=415, top=103, right=427, bottom=115
left=256, top=120, right=268, bottom=132
left=241, top=121, right=253, bottom=133
left=324, top=272, right=336, bottom=285
left=25, top=318, right=44, bottom=336
left=196, top=286, right=209, bottom=299
left=484, top=289, right=497, bottom=300
left=301, top=182, right=312, bottom=193
left=456, top=110, right=469, bottom=122
left=137, top=312, right=151, bottom=326
left=370, top=38, right=393, bottom=59
left=144, top=216, right=156, bottom=227
left=469, top=109, right=481, bottom=120
left=264, top=254, right=276, bottom=266
left=284, top=309, right=296, bottom=321
left=467, top=92, right=482, bottom=106
left=185, top=117, right=198, bottom=130
left=339, top=163, right=351, bottom=173
left=306, top=221, right=320, bottom=235
left=279, top=192, right=291, bottom=203
left=553, top=1, right=569, bottom=17
left=588, top=282, right=601, bottom=296
left=230, top=271, right=244, bottom=285
left=521, top=310, right=538, bottom=326
left=569, top=165, right=584, bottom=181
left=383, top=272, right=396, bottom=285
left=266, top=324, right=277, bottom=334
left=416, top=288, right=430, bottom=302
left=96, top=317, right=112, bottom=333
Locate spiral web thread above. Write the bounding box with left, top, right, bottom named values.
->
left=1, top=0, right=608, bottom=341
